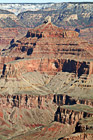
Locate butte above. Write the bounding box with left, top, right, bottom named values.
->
left=0, top=17, right=93, bottom=140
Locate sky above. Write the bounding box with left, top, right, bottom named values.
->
left=0, top=0, right=92, bottom=3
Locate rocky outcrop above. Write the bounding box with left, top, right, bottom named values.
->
left=62, top=117, right=93, bottom=140
left=0, top=19, right=93, bottom=140
left=75, top=117, right=93, bottom=133
left=17, top=3, right=93, bottom=29
left=0, top=56, right=16, bottom=76
left=63, top=133, right=93, bottom=140
left=2, top=58, right=92, bottom=78
left=0, top=94, right=54, bottom=108
left=4, top=22, right=92, bottom=61
left=53, top=94, right=93, bottom=107
left=54, top=106, right=93, bottom=125
left=64, top=14, right=78, bottom=22
left=0, top=92, right=92, bottom=139
left=26, top=24, right=79, bottom=38
left=0, top=27, right=29, bottom=49
left=76, top=99, right=93, bottom=107
left=80, top=28, right=93, bottom=44
left=0, top=14, right=17, bottom=19
left=0, top=93, right=93, bottom=109
left=53, top=94, right=76, bottom=105
left=1, top=22, right=92, bottom=79
left=0, top=56, right=16, bottom=65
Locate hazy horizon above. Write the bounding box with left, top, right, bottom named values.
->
left=0, top=0, right=93, bottom=3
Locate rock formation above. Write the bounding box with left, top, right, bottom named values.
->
left=1, top=21, right=93, bottom=79
left=43, top=16, right=51, bottom=24
left=0, top=27, right=29, bottom=50
left=17, top=3, right=93, bottom=29
left=62, top=117, right=93, bottom=140
left=54, top=105, right=93, bottom=125
left=0, top=19, right=93, bottom=140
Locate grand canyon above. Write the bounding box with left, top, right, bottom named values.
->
left=0, top=2, right=93, bottom=140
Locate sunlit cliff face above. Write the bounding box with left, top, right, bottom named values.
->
left=0, top=15, right=93, bottom=140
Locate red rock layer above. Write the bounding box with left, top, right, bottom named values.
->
left=0, top=27, right=29, bottom=49
left=2, top=58, right=93, bottom=78
left=0, top=22, right=92, bottom=78
left=5, top=22, right=92, bottom=60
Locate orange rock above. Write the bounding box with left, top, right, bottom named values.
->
left=0, top=110, right=3, bottom=118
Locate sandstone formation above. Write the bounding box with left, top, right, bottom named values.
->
left=54, top=105, right=93, bottom=125
left=0, top=93, right=93, bottom=109
left=0, top=19, right=93, bottom=140
left=0, top=27, right=29, bottom=50
left=63, top=133, right=93, bottom=140
left=1, top=58, right=93, bottom=78
left=80, top=28, right=93, bottom=44
left=62, top=117, right=93, bottom=140
left=1, top=22, right=93, bottom=78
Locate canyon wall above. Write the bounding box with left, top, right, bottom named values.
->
left=0, top=94, right=93, bottom=109
left=0, top=94, right=54, bottom=109
left=26, top=28, right=79, bottom=38
left=0, top=27, right=29, bottom=49
left=54, top=106, right=93, bottom=125
left=63, top=133, right=93, bottom=140
left=0, top=56, right=16, bottom=76
left=53, top=94, right=93, bottom=107
left=2, top=58, right=92, bottom=78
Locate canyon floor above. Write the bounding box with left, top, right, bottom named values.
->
left=0, top=17, right=93, bottom=140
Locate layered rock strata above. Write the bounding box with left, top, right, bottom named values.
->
left=0, top=20, right=93, bottom=140
left=62, top=117, right=93, bottom=140
left=0, top=27, right=29, bottom=49
left=1, top=58, right=93, bottom=78
left=63, top=133, right=93, bottom=140
left=54, top=105, right=93, bottom=125
left=0, top=94, right=93, bottom=109
left=1, top=22, right=92, bottom=79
